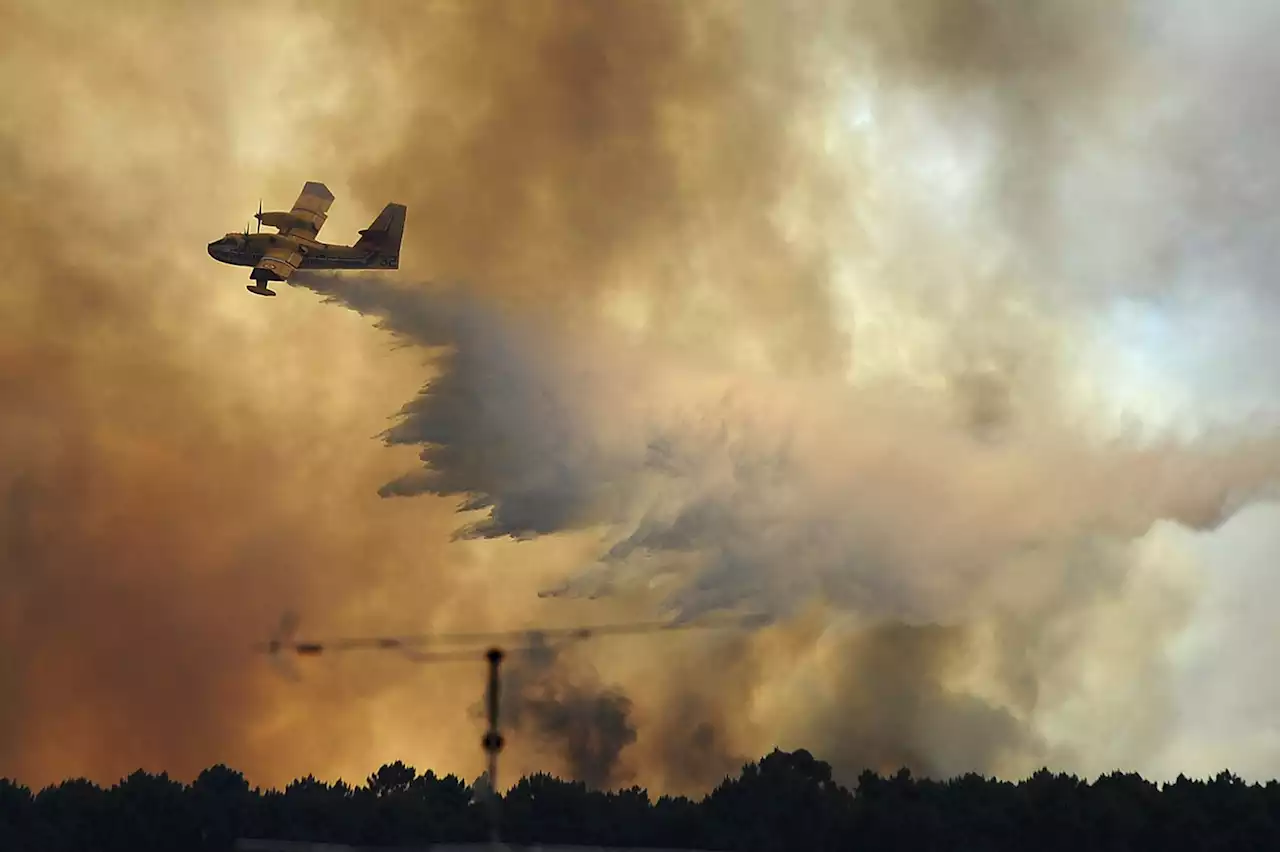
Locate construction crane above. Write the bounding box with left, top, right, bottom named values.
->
left=253, top=610, right=770, bottom=846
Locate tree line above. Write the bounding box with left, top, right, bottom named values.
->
left=2, top=748, right=1277, bottom=851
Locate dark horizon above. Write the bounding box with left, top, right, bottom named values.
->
left=4, top=750, right=1272, bottom=797
left=2, top=748, right=1274, bottom=852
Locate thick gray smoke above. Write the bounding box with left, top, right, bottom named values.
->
left=496, top=636, right=637, bottom=790
left=295, top=269, right=1280, bottom=783
left=297, top=272, right=1280, bottom=623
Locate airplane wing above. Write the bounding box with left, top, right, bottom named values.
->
left=276, top=181, right=334, bottom=240
left=253, top=242, right=304, bottom=283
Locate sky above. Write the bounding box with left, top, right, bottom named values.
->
left=3, top=0, right=1280, bottom=794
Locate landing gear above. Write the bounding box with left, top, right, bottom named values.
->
left=246, top=283, right=277, bottom=297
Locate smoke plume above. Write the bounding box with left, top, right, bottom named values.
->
left=6, top=0, right=1280, bottom=795
left=294, top=263, right=1280, bottom=784
left=492, top=636, right=637, bottom=791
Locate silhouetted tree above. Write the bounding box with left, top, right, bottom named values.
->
left=101, top=769, right=196, bottom=852
left=32, top=778, right=106, bottom=852
left=190, top=765, right=255, bottom=851
left=0, top=779, right=32, bottom=852
left=704, top=749, right=852, bottom=852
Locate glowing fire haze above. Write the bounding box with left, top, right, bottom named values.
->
left=4, top=0, right=1280, bottom=794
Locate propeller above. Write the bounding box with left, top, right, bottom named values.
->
left=257, top=199, right=262, bottom=233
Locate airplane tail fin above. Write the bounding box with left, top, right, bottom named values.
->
left=355, top=202, right=406, bottom=268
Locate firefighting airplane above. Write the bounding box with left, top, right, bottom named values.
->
left=207, top=181, right=406, bottom=296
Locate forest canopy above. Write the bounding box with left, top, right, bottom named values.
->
left=1, top=748, right=1275, bottom=851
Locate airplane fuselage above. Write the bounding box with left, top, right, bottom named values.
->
left=206, top=233, right=399, bottom=270
left=208, top=183, right=405, bottom=296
